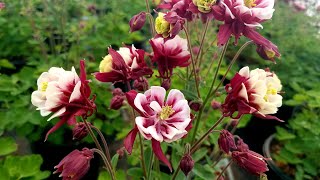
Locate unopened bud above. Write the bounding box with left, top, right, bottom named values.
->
left=180, top=154, right=194, bottom=176
left=133, top=77, right=149, bottom=91
left=192, top=46, right=200, bottom=55
left=112, top=88, right=124, bottom=96
left=161, top=79, right=171, bottom=90
left=129, top=12, right=147, bottom=33
left=72, top=122, right=89, bottom=140
left=256, top=43, right=280, bottom=63
left=211, top=100, right=221, bottom=110
left=218, top=130, right=236, bottom=154
left=189, top=99, right=203, bottom=112
left=110, top=95, right=125, bottom=110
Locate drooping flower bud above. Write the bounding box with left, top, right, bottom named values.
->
left=110, top=95, right=125, bottom=110
left=189, top=99, right=203, bottom=112
left=129, top=12, right=147, bottom=33
left=256, top=43, right=280, bottom=62
left=218, top=130, right=237, bottom=154
left=72, top=122, right=89, bottom=140
left=54, top=148, right=94, bottom=179
left=117, top=147, right=125, bottom=159
left=211, top=100, right=221, bottom=110
left=236, top=138, right=249, bottom=152
left=161, top=79, right=171, bottom=90
left=112, top=88, right=124, bottom=96
left=133, top=77, right=149, bottom=91
left=231, top=151, right=269, bottom=175
left=180, top=154, right=194, bottom=176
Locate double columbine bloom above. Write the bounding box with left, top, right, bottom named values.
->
left=31, top=60, right=95, bottom=140
left=222, top=66, right=283, bottom=121
left=124, top=86, right=192, bottom=171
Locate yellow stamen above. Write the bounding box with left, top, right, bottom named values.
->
left=264, top=84, right=278, bottom=101
left=155, top=12, right=170, bottom=38
left=41, top=82, right=48, bottom=92
left=159, top=105, right=175, bottom=120
left=99, top=55, right=113, bottom=73
left=244, top=0, right=257, bottom=8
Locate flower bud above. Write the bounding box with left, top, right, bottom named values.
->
left=54, top=148, right=94, bottom=179
left=129, top=12, right=147, bottom=33
left=133, top=77, right=149, bottom=91
left=256, top=43, right=280, bottom=62
left=211, top=100, right=221, bottom=110
left=189, top=99, right=203, bottom=112
left=110, top=95, right=125, bottom=110
left=72, top=122, right=89, bottom=140
left=231, top=151, right=269, bottom=175
left=112, top=88, right=124, bottom=96
left=192, top=46, right=200, bottom=55
left=161, top=79, right=171, bottom=90
left=218, top=130, right=237, bottom=154
left=236, top=138, right=249, bottom=152
left=179, top=154, right=194, bottom=176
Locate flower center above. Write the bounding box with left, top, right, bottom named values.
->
left=155, top=12, right=170, bottom=38
left=159, top=105, right=175, bottom=120
left=99, top=55, right=113, bottom=73
left=193, top=0, right=216, bottom=13
left=264, top=84, right=278, bottom=101
left=41, top=82, right=48, bottom=92
left=244, top=0, right=257, bottom=8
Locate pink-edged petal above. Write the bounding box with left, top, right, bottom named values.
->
left=69, top=81, right=82, bottom=103
left=170, top=99, right=190, bottom=118
left=126, top=90, right=144, bottom=115
left=124, top=127, right=138, bottom=154
left=166, top=117, right=191, bottom=130
left=147, top=125, right=163, bottom=142
left=135, top=116, right=154, bottom=140
left=134, top=93, right=149, bottom=115
left=150, top=101, right=162, bottom=113
left=217, top=24, right=232, bottom=46
left=166, top=89, right=185, bottom=106
left=47, top=107, right=66, bottom=121
left=163, top=129, right=188, bottom=143
left=239, top=66, right=250, bottom=77
left=151, top=139, right=172, bottom=172
left=148, top=86, right=166, bottom=106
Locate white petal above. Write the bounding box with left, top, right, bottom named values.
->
left=166, top=89, right=185, bottom=106
left=69, top=81, right=82, bottom=103
left=238, top=83, right=249, bottom=102
left=150, top=101, right=162, bottom=113
left=31, top=91, right=46, bottom=108
left=134, top=93, right=148, bottom=114
left=148, top=86, right=166, bottom=105
left=239, top=66, right=250, bottom=77
left=147, top=125, right=163, bottom=142
left=47, top=107, right=66, bottom=121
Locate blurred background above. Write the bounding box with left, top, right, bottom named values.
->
left=0, top=0, right=319, bottom=179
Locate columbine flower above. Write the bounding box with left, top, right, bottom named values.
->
left=212, top=0, right=280, bottom=57
left=54, top=148, right=94, bottom=180
left=124, top=86, right=192, bottom=171
left=158, top=0, right=194, bottom=21
left=95, top=46, right=153, bottom=83
left=155, top=12, right=185, bottom=38
left=232, top=151, right=269, bottom=175
left=218, top=130, right=237, bottom=154
left=31, top=60, right=95, bottom=140
left=150, top=35, right=190, bottom=81
left=221, top=66, right=283, bottom=121
left=129, top=12, right=147, bottom=32
left=188, top=0, right=217, bottom=22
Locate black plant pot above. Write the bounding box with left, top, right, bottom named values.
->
left=263, top=135, right=292, bottom=180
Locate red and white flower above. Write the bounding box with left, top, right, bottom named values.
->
left=212, top=0, right=280, bottom=60
left=95, top=45, right=153, bottom=83
left=222, top=66, right=283, bottom=121
left=124, top=86, right=192, bottom=171
left=31, top=60, right=95, bottom=140
left=150, top=35, right=190, bottom=81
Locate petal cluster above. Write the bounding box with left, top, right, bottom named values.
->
left=31, top=60, right=94, bottom=140
left=222, top=66, right=283, bottom=121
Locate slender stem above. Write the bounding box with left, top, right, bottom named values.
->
left=173, top=116, right=225, bottom=179
left=190, top=40, right=229, bottom=144
left=145, top=0, right=155, bottom=36
left=92, top=148, right=116, bottom=180
left=183, top=26, right=201, bottom=98
left=210, top=41, right=253, bottom=97
left=138, top=133, right=148, bottom=178
left=216, top=160, right=233, bottom=180
left=91, top=126, right=111, bottom=162
left=147, top=152, right=154, bottom=180
left=196, top=20, right=210, bottom=68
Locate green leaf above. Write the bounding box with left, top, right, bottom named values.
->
left=0, top=59, right=15, bottom=69
left=0, top=137, right=17, bottom=156
left=192, top=148, right=208, bottom=162
left=111, top=154, right=119, bottom=170
left=98, top=170, right=126, bottom=180
left=127, top=167, right=144, bottom=178
left=237, top=114, right=251, bottom=128
left=275, top=127, right=296, bottom=141
left=192, top=163, right=214, bottom=180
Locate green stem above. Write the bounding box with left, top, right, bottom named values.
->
left=183, top=26, right=201, bottom=98
left=138, top=133, right=148, bottom=178
left=145, top=0, right=155, bottom=36
left=91, top=126, right=111, bottom=162
left=190, top=40, right=229, bottom=144
left=147, top=151, right=154, bottom=180
left=196, top=20, right=210, bottom=68
left=210, top=41, right=253, bottom=97
left=92, top=148, right=116, bottom=180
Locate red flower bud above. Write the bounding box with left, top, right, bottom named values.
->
left=129, top=12, right=146, bottom=33
left=232, top=151, right=269, bottom=175
left=179, top=154, right=194, bottom=176
left=54, top=148, right=94, bottom=179
left=133, top=77, right=149, bottom=91
left=211, top=100, right=221, bottom=110
left=189, top=100, right=203, bottom=112
left=236, top=138, right=249, bottom=152
left=72, top=122, right=89, bottom=140
left=161, top=79, right=171, bottom=90
left=110, top=95, right=125, bottom=110
left=218, top=130, right=237, bottom=154
left=112, top=88, right=124, bottom=96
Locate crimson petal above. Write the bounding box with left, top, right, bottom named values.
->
left=45, top=116, right=68, bottom=141
left=124, top=127, right=138, bottom=154
left=151, top=139, right=172, bottom=172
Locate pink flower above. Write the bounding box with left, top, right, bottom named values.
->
left=188, top=0, right=217, bottom=22
left=212, top=0, right=279, bottom=49
left=222, top=66, right=283, bottom=121
left=95, top=46, right=153, bottom=83
left=31, top=60, right=95, bottom=140
left=129, top=12, right=147, bottom=32
left=150, top=35, right=190, bottom=80
left=158, top=0, right=194, bottom=21
left=124, top=86, right=192, bottom=171
left=54, top=148, right=94, bottom=180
